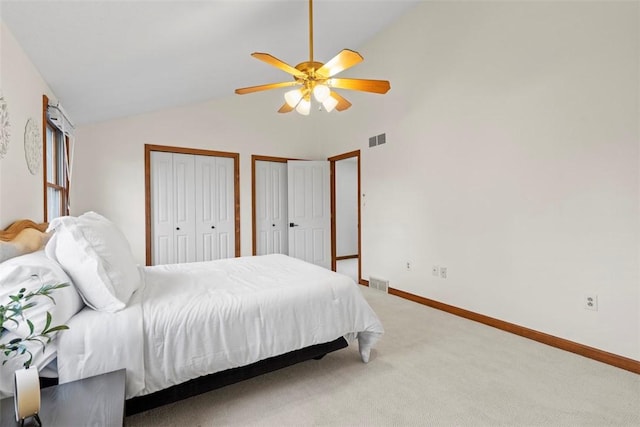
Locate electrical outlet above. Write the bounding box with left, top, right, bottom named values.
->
left=440, top=267, right=447, bottom=279
left=406, top=262, right=411, bottom=271
left=584, top=294, right=598, bottom=311
left=432, top=266, right=439, bottom=277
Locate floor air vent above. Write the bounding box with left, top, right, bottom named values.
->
left=369, top=277, right=389, bottom=293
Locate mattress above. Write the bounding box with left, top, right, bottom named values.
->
left=57, top=254, right=383, bottom=398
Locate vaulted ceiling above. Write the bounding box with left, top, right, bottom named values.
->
left=1, top=0, right=420, bottom=125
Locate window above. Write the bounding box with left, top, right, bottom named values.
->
left=43, top=95, right=69, bottom=222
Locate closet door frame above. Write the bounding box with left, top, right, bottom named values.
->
left=145, top=144, right=240, bottom=266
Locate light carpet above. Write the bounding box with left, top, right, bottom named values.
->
left=126, top=286, right=640, bottom=426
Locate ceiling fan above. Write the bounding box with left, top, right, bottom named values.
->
left=234, top=0, right=390, bottom=115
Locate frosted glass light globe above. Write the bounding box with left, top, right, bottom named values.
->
left=313, top=84, right=331, bottom=102
left=296, top=98, right=311, bottom=115
left=322, top=96, right=338, bottom=113
left=284, top=89, right=303, bottom=108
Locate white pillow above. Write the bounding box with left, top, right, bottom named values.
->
left=0, top=250, right=84, bottom=339
left=45, top=212, right=141, bottom=312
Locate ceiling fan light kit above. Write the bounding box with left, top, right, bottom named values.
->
left=235, top=0, right=390, bottom=115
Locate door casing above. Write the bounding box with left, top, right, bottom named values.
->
left=328, top=150, right=362, bottom=284
left=144, top=144, right=240, bottom=266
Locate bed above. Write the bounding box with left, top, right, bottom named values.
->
left=0, top=213, right=384, bottom=414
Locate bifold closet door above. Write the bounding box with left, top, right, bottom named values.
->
left=151, top=152, right=197, bottom=265
left=151, top=151, right=235, bottom=265
left=173, top=153, right=197, bottom=263
left=195, top=155, right=235, bottom=261
left=255, top=161, right=288, bottom=255
left=151, top=151, right=175, bottom=265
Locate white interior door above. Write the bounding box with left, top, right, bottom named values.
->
left=195, top=155, right=216, bottom=261
left=151, top=151, right=174, bottom=265
left=194, top=155, right=235, bottom=261
left=172, top=153, right=196, bottom=263
left=287, top=160, right=331, bottom=269
left=255, top=161, right=288, bottom=255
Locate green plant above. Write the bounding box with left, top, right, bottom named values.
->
left=0, top=276, right=70, bottom=369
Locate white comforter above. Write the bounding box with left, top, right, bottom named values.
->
left=57, top=255, right=383, bottom=398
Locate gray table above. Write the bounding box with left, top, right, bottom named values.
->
left=0, top=369, right=125, bottom=427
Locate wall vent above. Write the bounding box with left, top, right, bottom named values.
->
left=368, top=133, right=387, bottom=148
left=369, top=277, right=389, bottom=293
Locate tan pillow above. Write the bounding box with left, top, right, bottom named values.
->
left=0, top=228, right=50, bottom=263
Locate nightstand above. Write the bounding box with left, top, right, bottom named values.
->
left=0, top=369, right=125, bottom=426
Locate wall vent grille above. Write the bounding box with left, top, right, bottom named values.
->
left=368, top=133, right=387, bottom=148
left=369, top=277, right=389, bottom=293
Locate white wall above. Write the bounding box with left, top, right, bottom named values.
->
left=0, top=22, right=56, bottom=227
left=315, top=1, right=640, bottom=361
left=335, top=158, right=358, bottom=257
left=72, top=93, right=315, bottom=264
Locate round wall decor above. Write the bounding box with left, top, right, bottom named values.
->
left=0, top=94, right=10, bottom=159
left=24, top=118, right=41, bottom=175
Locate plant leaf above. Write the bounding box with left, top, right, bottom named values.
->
left=43, top=325, right=69, bottom=334
left=1, top=280, right=69, bottom=368
left=44, top=311, right=52, bottom=332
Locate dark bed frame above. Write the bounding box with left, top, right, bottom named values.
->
left=124, top=337, right=348, bottom=415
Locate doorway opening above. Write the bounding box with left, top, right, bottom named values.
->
left=329, top=150, right=362, bottom=284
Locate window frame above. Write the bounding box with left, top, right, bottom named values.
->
left=42, top=95, right=70, bottom=222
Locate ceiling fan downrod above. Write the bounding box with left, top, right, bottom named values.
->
left=309, top=0, right=314, bottom=65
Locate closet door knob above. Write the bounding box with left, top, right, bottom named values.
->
left=176, top=227, right=180, bottom=230
left=211, top=226, right=216, bottom=229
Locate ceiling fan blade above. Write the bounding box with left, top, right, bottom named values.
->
left=278, top=103, right=295, bottom=113
left=251, top=52, right=306, bottom=78
left=329, top=78, right=391, bottom=94
left=316, top=49, right=363, bottom=78
left=235, top=81, right=299, bottom=95
left=330, top=91, right=352, bottom=112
